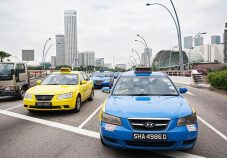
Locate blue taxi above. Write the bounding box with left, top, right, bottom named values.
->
left=91, top=71, right=114, bottom=88
left=99, top=67, right=198, bottom=150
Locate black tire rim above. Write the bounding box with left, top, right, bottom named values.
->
left=77, top=97, right=81, bottom=110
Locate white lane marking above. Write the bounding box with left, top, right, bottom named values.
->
left=198, top=116, right=227, bottom=141
left=156, top=151, right=205, bottom=158
left=4, top=104, right=23, bottom=111
left=78, top=104, right=103, bottom=129
left=0, top=109, right=100, bottom=139
left=0, top=110, right=205, bottom=158
left=186, top=92, right=195, bottom=96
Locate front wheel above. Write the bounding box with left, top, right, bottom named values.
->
left=74, top=95, right=81, bottom=113
left=17, top=88, right=26, bottom=100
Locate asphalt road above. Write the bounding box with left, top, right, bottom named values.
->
left=0, top=86, right=226, bottom=158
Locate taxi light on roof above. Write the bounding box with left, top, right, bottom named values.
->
left=134, top=66, right=152, bottom=73
left=60, top=67, right=71, bottom=72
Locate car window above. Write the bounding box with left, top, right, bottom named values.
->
left=41, top=74, right=78, bottom=85
left=112, top=76, right=178, bottom=96
left=82, top=72, right=90, bottom=81
left=80, top=73, right=85, bottom=82
left=16, top=64, right=25, bottom=73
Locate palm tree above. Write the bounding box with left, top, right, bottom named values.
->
left=0, top=51, right=11, bottom=62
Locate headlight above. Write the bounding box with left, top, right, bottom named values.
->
left=58, top=93, right=73, bottom=100
left=177, top=113, right=197, bottom=126
left=24, top=93, right=32, bottom=99
left=101, top=111, right=122, bottom=126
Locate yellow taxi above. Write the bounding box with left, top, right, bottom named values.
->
left=23, top=68, right=94, bottom=112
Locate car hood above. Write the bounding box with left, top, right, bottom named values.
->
left=27, top=85, right=78, bottom=95
left=105, top=96, right=192, bottom=119
left=91, top=76, right=110, bottom=80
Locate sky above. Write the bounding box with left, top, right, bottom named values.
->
left=0, top=0, right=226, bottom=66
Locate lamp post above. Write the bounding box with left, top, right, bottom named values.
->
left=132, top=49, right=141, bottom=65
left=146, top=1, right=184, bottom=73
left=136, top=34, right=151, bottom=66
left=42, top=38, right=51, bottom=70
left=43, top=44, right=55, bottom=71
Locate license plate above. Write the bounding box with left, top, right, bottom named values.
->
left=96, top=82, right=102, bottom=85
left=36, top=102, right=51, bottom=107
left=133, top=133, right=167, bottom=140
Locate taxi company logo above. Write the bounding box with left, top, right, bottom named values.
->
left=144, top=122, right=155, bottom=128
left=41, top=96, right=47, bottom=100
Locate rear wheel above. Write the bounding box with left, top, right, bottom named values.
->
left=17, top=88, right=26, bottom=100
left=74, top=95, right=81, bottom=113
left=88, top=89, right=94, bottom=101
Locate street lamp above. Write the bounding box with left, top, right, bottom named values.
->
left=136, top=34, right=151, bottom=66
left=132, top=49, right=141, bottom=65
left=43, top=44, right=55, bottom=71
left=42, top=38, right=51, bottom=70
left=146, top=1, right=184, bottom=74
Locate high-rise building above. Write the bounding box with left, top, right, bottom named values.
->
left=51, top=56, right=56, bottom=67
left=194, top=36, right=203, bottom=46
left=224, top=22, right=227, bottom=63
left=141, top=48, right=152, bottom=66
left=56, top=35, right=65, bottom=66
left=95, top=58, right=104, bottom=67
left=211, top=35, right=221, bottom=44
left=64, top=10, right=78, bottom=67
left=78, top=51, right=95, bottom=66
left=184, top=36, right=193, bottom=49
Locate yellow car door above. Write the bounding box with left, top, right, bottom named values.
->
left=79, top=73, right=87, bottom=102
left=81, top=72, right=91, bottom=99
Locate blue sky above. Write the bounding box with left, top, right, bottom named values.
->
left=0, top=0, right=226, bottom=66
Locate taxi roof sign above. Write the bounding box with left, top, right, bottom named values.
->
left=60, top=67, right=71, bottom=72
left=134, top=66, right=152, bottom=73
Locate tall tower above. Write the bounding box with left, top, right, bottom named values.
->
left=56, top=35, right=65, bottom=66
left=64, top=10, right=78, bottom=67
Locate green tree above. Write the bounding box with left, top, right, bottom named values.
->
left=0, top=51, right=11, bottom=62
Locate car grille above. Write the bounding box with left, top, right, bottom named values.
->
left=128, top=118, right=170, bottom=131
left=35, top=95, right=54, bottom=101
left=125, top=141, right=176, bottom=147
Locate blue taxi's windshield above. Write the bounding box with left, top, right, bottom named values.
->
left=112, top=76, right=178, bottom=96
left=41, top=74, right=78, bottom=85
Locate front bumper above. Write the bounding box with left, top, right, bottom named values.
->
left=100, top=119, right=198, bottom=150
left=23, top=96, right=76, bottom=111
left=93, top=81, right=113, bottom=88
left=0, top=90, right=18, bottom=97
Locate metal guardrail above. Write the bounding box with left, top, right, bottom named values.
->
left=165, top=71, right=192, bottom=77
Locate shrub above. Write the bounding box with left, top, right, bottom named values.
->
left=208, top=70, right=227, bottom=90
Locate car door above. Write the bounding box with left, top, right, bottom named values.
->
left=79, top=73, right=87, bottom=102
left=81, top=72, right=91, bottom=99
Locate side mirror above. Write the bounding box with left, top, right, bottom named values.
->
left=11, top=69, right=15, bottom=75
left=179, top=88, right=187, bottom=94
left=36, top=80, right=42, bottom=85
left=81, top=80, right=87, bottom=84
left=101, top=87, right=110, bottom=93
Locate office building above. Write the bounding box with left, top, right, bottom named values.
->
left=223, top=22, right=227, bottom=62
left=78, top=51, right=95, bottom=66
left=22, top=50, right=34, bottom=61
left=141, top=48, right=152, bottom=66
left=115, top=64, right=126, bottom=70
left=56, top=35, right=65, bottom=66
left=194, top=36, right=203, bottom=46
left=211, top=35, right=221, bottom=44
left=64, top=10, right=78, bottom=67
left=95, top=58, right=104, bottom=67
left=51, top=56, right=56, bottom=67
left=184, top=36, right=193, bottom=49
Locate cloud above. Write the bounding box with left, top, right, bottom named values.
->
left=0, top=0, right=226, bottom=66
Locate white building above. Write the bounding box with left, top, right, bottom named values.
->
left=115, top=64, right=126, bottom=70
left=95, top=58, right=104, bottom=67
left=104, top=63, right=112, bottom=69
left=141, top=48, right=152, bottom=66
left=78, top=51, right=95, bottom=66
left=51, top=56, right=56, bottom=67
left=56, top=35, right=65, bottom=66
left=64, top=10, right=78, bottom=67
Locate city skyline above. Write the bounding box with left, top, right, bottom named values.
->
left=0, top=0, right=227, bottom=66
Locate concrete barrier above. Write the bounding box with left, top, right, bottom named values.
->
left=169, top=76, right=194, bottom=85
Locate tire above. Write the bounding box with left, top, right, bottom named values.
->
left=17, top=88, right=26, bottom=100
left=88, top=89, right=94, bottom=101
left=74, top=95, right=81, bottom=113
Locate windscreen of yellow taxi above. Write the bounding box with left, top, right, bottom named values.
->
left=41, top=73, right=78, bottom=85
